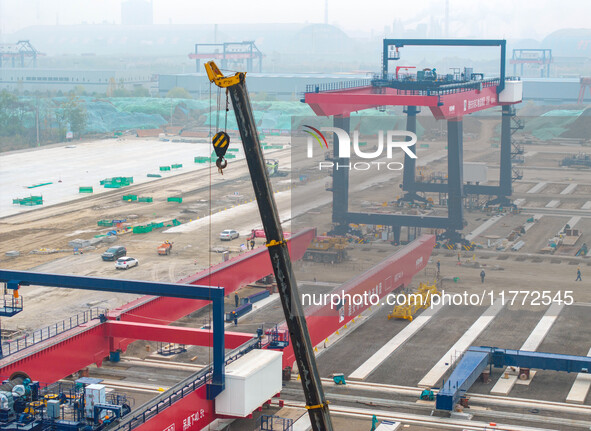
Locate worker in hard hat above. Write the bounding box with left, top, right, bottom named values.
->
left=480, top=270, right=486, bottom=283
left=576, top=267, right=582, bottom=282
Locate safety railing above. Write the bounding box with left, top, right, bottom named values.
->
left=261, top=414, right=294, bottom=431
left=304, top=75, right=520, bottom=98
left=108, top=338, right=260, bottom=431
left=0, top=307, right=105, bottom=359
left=0, top=294, right=23, bottom=316
left=305, top=79, right=371, bottom=93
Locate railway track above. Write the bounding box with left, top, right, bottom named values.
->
left=274, top=399, right=561, bottom=431
left=317, top=377, right=591, bottom=417
left=96, top=358, right=591, bottom=417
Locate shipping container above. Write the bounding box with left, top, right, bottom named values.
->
left=215, top=350, right=282, bottom=417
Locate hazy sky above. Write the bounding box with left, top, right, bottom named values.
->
left=1, top=0, right=590, bottom=40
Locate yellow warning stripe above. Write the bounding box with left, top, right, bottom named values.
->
left=213, top=133, right=228, bottom=147
left=214, top=138, right=229, bottom=147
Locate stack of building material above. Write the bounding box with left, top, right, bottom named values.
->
left=68, top=239, right=91, bottom=249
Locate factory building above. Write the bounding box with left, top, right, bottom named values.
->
left=0, top=68, right=153, bottom=93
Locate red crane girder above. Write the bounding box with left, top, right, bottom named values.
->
left=304, top=84, right=512, bottom=119
left=107, top=321, right=254, bottom=351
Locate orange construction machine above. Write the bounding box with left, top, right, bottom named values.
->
left=157, top=241, right=173, bottom=255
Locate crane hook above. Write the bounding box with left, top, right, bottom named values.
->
left=212, top=131, right=230, bottom=174
left=216, top=157, right=228, bottom=174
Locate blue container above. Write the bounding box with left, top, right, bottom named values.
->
left=225, top=303, right=253, bottom=321
left=247, top=289, right=270, bottom=304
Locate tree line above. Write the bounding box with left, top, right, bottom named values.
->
left=0, top=90, right=87, bottom=151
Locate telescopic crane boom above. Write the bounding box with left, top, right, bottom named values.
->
left=204, top=61, right=334, bottom=431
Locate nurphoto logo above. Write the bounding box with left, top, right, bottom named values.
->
left=302, top=125, right=418, bottom=171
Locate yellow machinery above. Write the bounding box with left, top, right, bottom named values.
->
left=303, top=237, right=349, bottom=263
left=388, top=281, right=439, bottom=322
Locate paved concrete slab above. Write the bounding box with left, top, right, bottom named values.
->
left=490, top=303, right=564, bottom=395
left=465, top=215, right=504, bottom=241
left=527, top=182, right=547, bottom=194
left=315, top=304, right=395, bottom=377
left=513, top=198, right=526, bottom=206
left=511, top=305, right=590, bottom=403
left=418, top=300, right=504, bottom=388
left=565, top=216, right=581, bottom=229
left=367, top=305, right=485, bottom=387
left=560, top=184, right=578, bottom=195
left=348, top=304, right=444, bottom=381
left=293, top=414, right=312, bottom=431
left=523, top=214, right=543, bottom=232
left=545, top=200, right=561, bottom=208
left=566, top=347, right=591, bottom=404
left=0, top=138, right=244, bottom=218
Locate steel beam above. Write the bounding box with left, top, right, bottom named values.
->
left=0, top=271, right=224, bottom=299
left=436, top=346, right=591, bottom=411
left=106, top=321, right=253, bottom=349
left=487, top=347, right=591, bottom=372
left=347, top=212, right=452, bottom=229
left=0, top=270, right=226, bottom=399
left=436, top=348, right=490, bottom=410
left=499, top=105, right=513, bottom=199
left=332, top=115, right=350, bottom=234
left=446, top=118, right=464, bottom=237
left=305, top=84, right=512, bottom=120
left=400, top=106, right=419, bottom=199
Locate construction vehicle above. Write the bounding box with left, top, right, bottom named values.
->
left=266, top=159, right=279, bottom=176
left=560, top=153, right=591, bottom=168
left=248, top=229, right=266, bottom=241
left=332, top=373, right=346, bottom=385
left=157, top=241, right=173, bottom=255
left=420, top=388, right=435, bottom=401
left=388, top=282, right=439, bottom=322
left=205, top=60, right=334, bottom=430
left=303, top=237, right=348, bottom=264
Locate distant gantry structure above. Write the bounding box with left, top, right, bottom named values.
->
left=510, top=48, right=552, bottom=78
left=189, top=41, right=263, bottom=73
left=0, top=40, right=42, bottom=68
left=303, top=39, right=524, bottom=243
